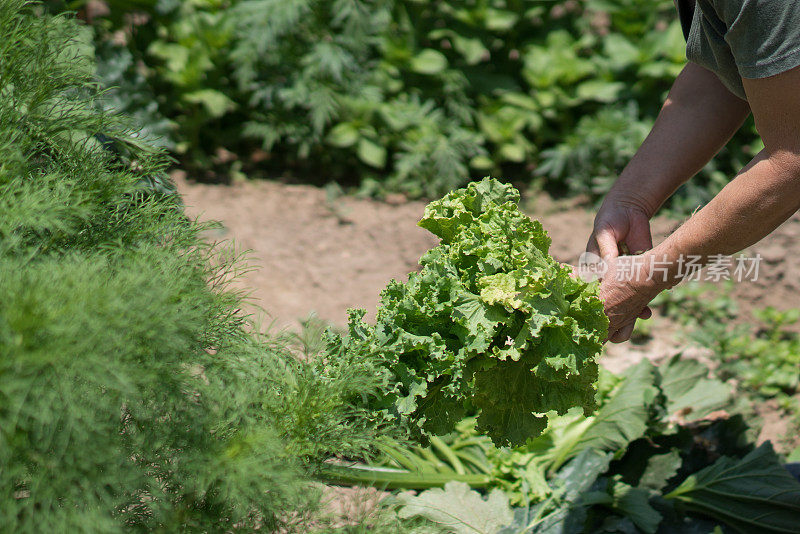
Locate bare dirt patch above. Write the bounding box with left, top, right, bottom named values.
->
left=177, top=174, right=437, bottom=330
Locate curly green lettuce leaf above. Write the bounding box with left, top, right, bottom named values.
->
left=332, top=178, right=608, bottom=446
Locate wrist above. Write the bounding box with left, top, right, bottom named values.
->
left=605, top=160, right=684, bottom=219
left=602, top=187, right=659, bottom=220
left=641, top=246, right=684, bottom=291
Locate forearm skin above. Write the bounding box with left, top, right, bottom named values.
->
left=648, top=151, right=800, bottom=286
left=644, top=63, right=800, bottom=288
left=607, top=63, right=751, bottom=217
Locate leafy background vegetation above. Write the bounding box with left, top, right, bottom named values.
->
left=0, top=3, right=394, bottom=531
left=49, top=0, right=760, bottom=211
left=6, top=1, right=800, bottom=533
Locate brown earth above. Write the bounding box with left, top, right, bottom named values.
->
left=176, top=174, right=800, bottom=444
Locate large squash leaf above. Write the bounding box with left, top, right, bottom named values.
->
left=666, top=442, right=800, bottom=533
left=659, top=353, right=734, bottom=420
left=397, top=481, right=513, bottom=534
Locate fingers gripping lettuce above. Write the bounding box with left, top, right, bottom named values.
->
left=326, top=178, right=608, bottom=447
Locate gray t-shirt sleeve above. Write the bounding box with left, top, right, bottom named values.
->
left=720, top=0, right=800, bottom=79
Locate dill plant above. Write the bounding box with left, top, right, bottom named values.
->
left=0, top=3, right=385, bottom=531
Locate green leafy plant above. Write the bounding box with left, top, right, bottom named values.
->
left=0, top=4, right=390, bottom=531
left=694, top=307, right=800, bottom=404
left=331, top=357, right=800, bottom=533
left=398, top=443, right=800, bottom=534
left=650, top=281, right=739, bottom=326
left=651, top=284, right=800, bottom=450
left=665, top=443, right=800, bottom=532
left=653, top=282, right=800, bottom=412
left=326, top=178, right=608, bottom=447
left=57, top=0, right=761, bottom=210
left=536, top=102, right=652, bottom=199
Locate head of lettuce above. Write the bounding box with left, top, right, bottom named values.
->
left=324, top=178, right=608, bottom=447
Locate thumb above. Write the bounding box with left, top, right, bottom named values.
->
left=608, top=321, right=635, bottom=343
left=594, top=227, right=620, bottom=260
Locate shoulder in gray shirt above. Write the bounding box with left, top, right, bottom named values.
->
left=678, top=0, right=800, bottom=100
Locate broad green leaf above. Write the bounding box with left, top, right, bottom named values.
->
left=666, top=442, right=800, bottom=532
left=603, top=34, right=640, bottom=70
left=397, top=481, right=514, bottom=534
left=500, top=92, right=539, bottom=112
left=183, top=89, right=235, bottom=118
left=575, top=80, right=625, bottom=103
left=411, top=49, right=448, bottom=75
left=609, top=480, right=661, bottom=534
left=485, top=9, right=518, bottom=31
left=147, top=41, right=189, bottom=72
left=659, top=354, right=734, bottom=420
left=499, top=143, right=527, bottom=163
left=555, top=448, right=614, bottom=500
left=522, top=31, right=593, bottom=89
left=638, top=449, right=682, bottom=492
left=453, top=36, right=489, bottom=65
left=357, top=138, right=387, bottom=168
left=471, top=155, right=495, bottom=170
left=326, top=122, right=360, bottom=148
left=575, top=359, right=660, bottom=455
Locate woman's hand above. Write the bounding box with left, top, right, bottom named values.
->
left=597, top=254, right=664, bottom=343
left=587, top=195, right=654, bottom=259
left=587, top=195, right=656, bottom=342
left=582, top=63, right=754, bottom=344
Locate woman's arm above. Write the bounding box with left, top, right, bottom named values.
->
left=602, top=65, right=800, bottom=342
left=607, top=62, right=751, bottom=217
left=652, top=64, right=800, bottom=269
left=588, top=63, right=751, bottom=262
